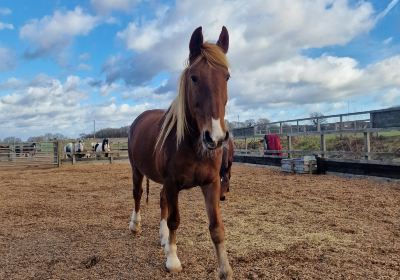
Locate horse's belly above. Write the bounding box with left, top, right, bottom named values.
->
left=129, top=109, right=165, bottom=184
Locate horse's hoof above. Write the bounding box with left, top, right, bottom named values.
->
left=129, top=221, right=141, bottom=234
left=166, top=257, right=182, bottom=273
left=219, top=265, right=233, bottom=280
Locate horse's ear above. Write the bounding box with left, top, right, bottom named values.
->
left=189, top=26, right=203, bottom=63
left=217, top=26, right=229, bottom=54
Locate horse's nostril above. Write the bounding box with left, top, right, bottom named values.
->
left=204, top=130, right=214, bottom=144
left=224, top=131, right=229, bottom=141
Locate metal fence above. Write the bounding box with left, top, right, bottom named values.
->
left=0, top=141, right=59, bottom=168
left=231, top=108, right=400, bottom=161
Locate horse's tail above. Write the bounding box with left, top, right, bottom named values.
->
left=146, top=177, right=150, bottom=204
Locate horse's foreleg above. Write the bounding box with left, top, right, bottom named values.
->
left=159, top=186, right=169, bottom=247
left=201, top=182, right=233, bottom=280
left=164, top=186, right=182, bottom=273
left=129, top=167, right=143, bottom=233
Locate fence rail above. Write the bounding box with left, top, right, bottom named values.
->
left=232, top=107, right=400, bottom=161
left=0, top=141, right=59, bottom=168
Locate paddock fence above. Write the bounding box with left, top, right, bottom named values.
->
left=232, top=107, right=400, bottom=163
left=0, top=138, right=131, bottom=169
left=0, top=141, right=59, bottom=168
left=59, top=138, right=129, bottom=165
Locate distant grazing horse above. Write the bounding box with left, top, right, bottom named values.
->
left=15, top=143, right=37, bottom=157
left=128, top=26, right=232, bottom=279
left=220, top=137, right=234, bottom=201
left=92, top=139, right=110, bottom=157
left=0, top=144, right=12, bottom=160
left=64, top=141, right=84, bottom=158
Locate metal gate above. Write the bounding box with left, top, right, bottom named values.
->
left=0, top=141, right=59, bottom=168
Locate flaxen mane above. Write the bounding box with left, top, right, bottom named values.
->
left=156, top=42, right=229, bottom=150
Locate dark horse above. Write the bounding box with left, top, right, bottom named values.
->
left=128, top=26, right=232, bottom=279
left=220, top=137, right=234, bottom=201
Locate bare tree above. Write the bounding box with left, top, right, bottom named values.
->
left=310, top=112, right=327, bottom=126
left=2, top=136, right=22, bottom=143
left=245, top=119, right=256, bottom=127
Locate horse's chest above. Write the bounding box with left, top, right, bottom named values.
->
left=173, top=161, right=217, bottom=188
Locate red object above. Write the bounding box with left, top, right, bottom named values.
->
left=265, top=134, right=282, bottom=156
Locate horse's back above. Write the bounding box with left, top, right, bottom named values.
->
left=128, top=109, right=165, bottom=183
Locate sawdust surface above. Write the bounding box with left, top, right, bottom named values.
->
left=0, top=163, right=399, bottom=279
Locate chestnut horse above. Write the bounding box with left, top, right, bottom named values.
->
left=128, top=26, right=232, bottom=279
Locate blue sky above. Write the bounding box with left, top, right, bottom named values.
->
left=0, top=0, right=399, bottom=140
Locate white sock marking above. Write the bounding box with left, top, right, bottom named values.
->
left=159, top=219, right=169, bottom=247
left=165, top=242, right=182, bottom=272
left=129, top=210, right=141, bottom=232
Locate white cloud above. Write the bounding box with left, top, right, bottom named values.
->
left=91, top=0, right=139, bottom=14
left=78, top=63, right=92, bottom=71
left=0, top=7, right=11, bottom=16
left=380, top=89, right=400, bottom=106
left=106, top=0, right=400, bottom=121
left=0, top=22, right=13, bottom=30
left=0, top=47, right=16, bottom=71
left=374, top=0, right=399, bottom=23
left=79, top=52, right=91, bottom=61
left=0, top=75, right=172, bottom=139
left=20, top=7, right=99, bottom=58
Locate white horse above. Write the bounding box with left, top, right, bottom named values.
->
left=91, top=138, right=111, bottom=157
left=64, top=141, right=85, bottom=158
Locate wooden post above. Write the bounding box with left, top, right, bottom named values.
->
left=317, top=118, right=321, bottom=132
left=279, top=122, right=283, bottom=134
left=297, top=120, right=300, bottom=132
left=57, top=140, right=63, bottom=167
left=245, top=137, right=247, bottom=154
left=72, top=141, right=76, bottom=164
left=364, top=132, right=371, bottom=160
left=339, top=115, right=343, bottom=130
left=287, top=135, right=292, bottom=159
left=109, top=154, right=114, bottom=164
left=320, top=134, right=326, bottom=158
left=339, top=115, right=343, bottom=139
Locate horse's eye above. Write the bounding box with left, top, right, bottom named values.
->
left=226, top=74, right=230, bottom=81
left=191, top=75, right=198, bottom=83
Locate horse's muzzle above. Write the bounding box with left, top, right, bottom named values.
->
left=203, top=131, right=229, bottom=150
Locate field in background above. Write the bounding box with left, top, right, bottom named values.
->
left=1, top=164, right=399, bottom=279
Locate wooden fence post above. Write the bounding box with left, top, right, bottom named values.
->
left=364, top=132, right=371, bottom=160
left=57, top=140, right=63, bottom=167
left=320, top=134, right=326, bottom=158
left=287, top=135, right=292, bottom=158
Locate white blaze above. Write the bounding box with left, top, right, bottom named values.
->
left=211, top=118, right=225, bottom=142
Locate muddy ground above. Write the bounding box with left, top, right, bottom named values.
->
left=0, top=163, right=399, bottom=279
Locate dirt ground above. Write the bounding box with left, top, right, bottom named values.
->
left=0, top=163, right=399, bottom=280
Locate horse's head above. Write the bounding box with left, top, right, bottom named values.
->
left=186, top=26, right=230, bottom=150
left=76, top=141, right=84, bottom=153
left=102, top=138, right=111, bottom=152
